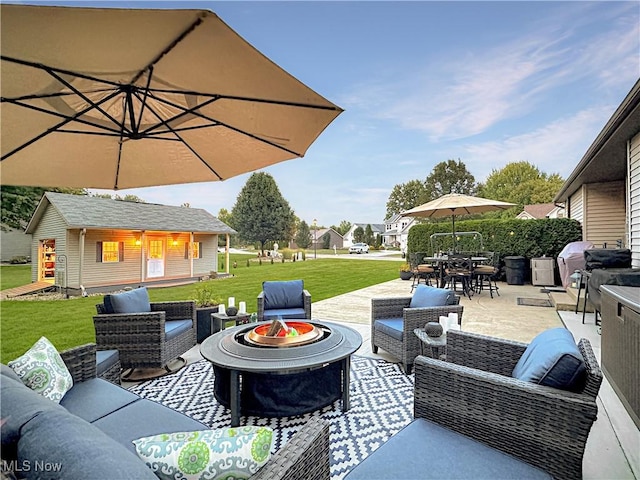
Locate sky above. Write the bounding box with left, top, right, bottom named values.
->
left=9, top=1, right=640, bottom=227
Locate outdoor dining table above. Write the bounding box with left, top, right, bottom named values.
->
left=422, top=256, right=489, bottom=289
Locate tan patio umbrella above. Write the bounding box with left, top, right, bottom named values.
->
left=401, top=193, right=516, bottom=251
left=0, top=5, right=343, bottom=189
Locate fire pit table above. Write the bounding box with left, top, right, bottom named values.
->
left=200, top=320, right=362, bottom=426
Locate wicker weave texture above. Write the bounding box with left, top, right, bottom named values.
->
left=59, top=343, right=97, bottom=383
left=257, top=289, right=312, bottom=321
left=413, top=330, right=602, bottom=480
left=253, top=416, right=330, bottom=480
left=93, top=300, right=196, bottom=369
left=371, top=296, right=463, bottom=374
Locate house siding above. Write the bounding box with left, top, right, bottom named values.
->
left=629, top=132, right=640, bottom=267
left=29, top=206, right=67, bottom=283
left=569, top=188, right=584, bottom=226
left=193, top=234, right=218, bottom=276
left=584, top=181, right=626, bottom=248
left=82, top=230, right=144, bottom=288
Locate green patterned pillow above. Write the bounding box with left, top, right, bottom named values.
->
left=132, top=426, right=274, bottom=480
left=8, top=336, right=73, bottom=403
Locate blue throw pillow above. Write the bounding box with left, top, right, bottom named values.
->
left=104, top=287, right=151, bottom=314
left=263, top=280, right=304, bottom=310
left=512, top=327, right=586, bottom=392
left=410, top=285, right=453, bottom=308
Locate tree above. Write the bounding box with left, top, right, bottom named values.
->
left=424, top=159, right=477, bottom=200
left=479, top=161, right=564, bottom=208
left=295, top=220, right=312, bottom=249
left=364, top=224, right=375, bottom=245
left=385, top=180, right=427, bottom=219
left=331, top=220, right=352, bottom=236
left=322, top=232, right=331, bottom=249
left=231, top=172, right=295, bottom=255
left=353, top=226, right=365, bottom=243
left=1, top=186, right=86, bottom=230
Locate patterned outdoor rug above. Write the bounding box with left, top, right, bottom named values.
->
left=129, top=356, right=414, bottom=480
left=517, top=297, right=553, bottom=307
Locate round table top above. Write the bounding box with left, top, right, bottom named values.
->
left=200, top=320, right=362, bottom=373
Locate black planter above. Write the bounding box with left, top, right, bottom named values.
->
left=196, top=306, right=220, bottom=343
left=400, top=271, right=413, bottom=281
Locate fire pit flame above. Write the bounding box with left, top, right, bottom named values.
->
left=245, top=320, right=323, bottom=347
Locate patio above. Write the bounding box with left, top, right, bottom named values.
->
left=126, top=279, right=639, bottom=479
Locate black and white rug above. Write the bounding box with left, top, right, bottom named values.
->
left=129, top=356, right=414, bottom=480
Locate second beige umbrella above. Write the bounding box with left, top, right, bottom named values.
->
left=402, top=193, right=516, bottom=251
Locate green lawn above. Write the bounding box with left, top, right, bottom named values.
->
left=0, top=257, right=402, bottom=363
left=1, top=264, right=31, bottom=290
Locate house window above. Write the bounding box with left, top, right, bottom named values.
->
left=102, top=241, right=120, bottom=263
left=184, top=242, right=203, bottom=259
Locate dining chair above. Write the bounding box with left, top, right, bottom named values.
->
left=473, top=251, right=500, bottom=297
left=444, top=255, right=474, bottom=299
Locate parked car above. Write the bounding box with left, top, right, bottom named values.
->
left=349, top=243, right=370, bottom=254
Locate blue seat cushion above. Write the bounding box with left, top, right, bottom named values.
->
left=60, top=378, right=139, bottom=423
left=18, top=407, right=157, bottom=479
left=165, top=319, right=193, bottom=341
left=263, top=308, right=307, bottom=320
left=96, top=349, right=120, bottom=376
left=104, top=287, right=151, bottom=314
left=512, top=327, right=587, bottom=392
left=263, top=280, right=304, bottom=310
left=343, top=418, right=551, bottom=479
left=374, top=318, right=404, bottom=341
left=93, top=399, right=208, bottom=455
left=410, top=285, right=455, bottom=308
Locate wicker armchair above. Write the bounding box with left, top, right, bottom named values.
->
left=371, top=295, right=463, bottom=374
left=59, top=344, right=331, bottom=480
left=94, top=300, right=196, bottom=371
left=257, top=280, right=312, bottom=321
left=413, top=329, right=602, bottom=480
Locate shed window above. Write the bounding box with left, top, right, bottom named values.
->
left=96, top=241, right=124, bottom=263
left=184, top=242, right=203, bottom=259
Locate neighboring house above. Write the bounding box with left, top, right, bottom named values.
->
left=343, top=223, right=385, bottom=247
left=288, top=228, right=344, bottom=250
left=516, top=203, right=565, bottom=220
left=554, top=78, right=640, bottom=267
left=0, top=224, right=32, bottom=262
left=25, top=192, right=236, bottom=294
left=382, top=214, right=416, bottom=254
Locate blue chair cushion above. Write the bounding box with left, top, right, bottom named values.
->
left=343, top=418, right=552, bottom=479
left=374, top=318, right=404, bottom=341
left=410, top=285, right=454, bottom=308
left=165, top=320, right=193, bottom=341
left=263, top=308, right=307, bottom=321
left=512, top=327, right=587, bottom=392
left=263, top=280, right=304, bottom=310
left=104, top=287, right=151, bottom=314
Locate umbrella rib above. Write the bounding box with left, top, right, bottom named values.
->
left=1, top=90, right=124, bottom=161
left=138, top=91, right=302, bottom=157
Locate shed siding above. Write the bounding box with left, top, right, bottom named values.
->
left=29, top=206, right=67, bottom=283
left=193, top=234, right=218, bottom=275
left=629, top=132, right=640, bottom=267
left=81, top=230, right=143, bottom=287
left=584, top=181, right=626, bottom=248
left=569, top=187, right=584, bottom=228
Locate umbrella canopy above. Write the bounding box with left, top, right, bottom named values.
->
left=1, top=5, right=343, bottom=190
left=402, top=193, right=516, bottom=251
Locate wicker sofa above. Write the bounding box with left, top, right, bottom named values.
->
left=371, top=289, right=463, bottom=374
left=413, top=330, right=602, bottom=479
left=1, top=343, right=330, bottom=480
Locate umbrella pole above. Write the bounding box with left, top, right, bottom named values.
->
left=452, top=214, right=456, bottom=253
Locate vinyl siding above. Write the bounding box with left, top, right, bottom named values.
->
left=81, top=230, right=143, bottom=288
left=584, top=181, right=626, bottom=248
left=193, top=234, right=218, bottom=276
left=630, top=132, right=640, bottom=267
left=569, top=187, right=584, bottom=227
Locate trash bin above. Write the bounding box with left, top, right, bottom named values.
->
left=504, top=256, right=526, bottom=285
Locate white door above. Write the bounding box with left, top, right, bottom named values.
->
left=147, top=238, right=165, bottom=278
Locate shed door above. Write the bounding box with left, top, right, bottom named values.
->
left=146, top=238, right=165, bottom=278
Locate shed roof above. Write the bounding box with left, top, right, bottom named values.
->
left=25, top=192, right=236, bottom=235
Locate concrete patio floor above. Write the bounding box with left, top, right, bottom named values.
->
left=144, top=279, right=639, bottom=479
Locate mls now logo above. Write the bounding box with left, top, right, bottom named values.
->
left=2, top=460, right=63, bottom=473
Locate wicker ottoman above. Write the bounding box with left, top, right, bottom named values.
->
left=96, top=349, right=121, bottom=385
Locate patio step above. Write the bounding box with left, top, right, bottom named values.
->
left=549, top=290, right=593, bottom=312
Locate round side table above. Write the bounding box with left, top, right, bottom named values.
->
left=414, top=328, right=447, bottom=360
